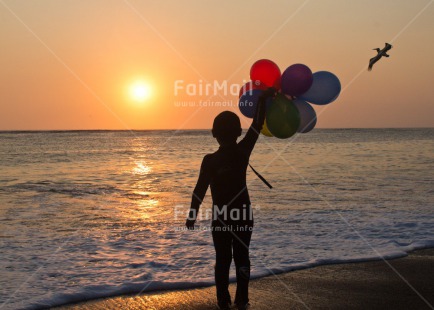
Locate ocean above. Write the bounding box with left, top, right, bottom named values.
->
left=1, top=129, right=433, bottom=309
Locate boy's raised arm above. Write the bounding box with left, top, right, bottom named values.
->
left=240, top=88, right=276, bottom=151
left=253, top=87, right=277, bottom=131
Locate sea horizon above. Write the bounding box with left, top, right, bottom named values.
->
left=1, top=127, right=433, bottom=133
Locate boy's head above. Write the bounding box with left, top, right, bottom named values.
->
left=212, top=111, right=242, bottom=144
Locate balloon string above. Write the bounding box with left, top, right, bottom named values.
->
left=249, top=164, right=273, bottom=189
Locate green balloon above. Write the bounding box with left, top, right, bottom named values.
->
left=266, top=94, right=300, bottom=139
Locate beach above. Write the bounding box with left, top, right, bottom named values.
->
left=54, top=248, right=434, bottom=310
left=1, top=129, right=434, bottom=309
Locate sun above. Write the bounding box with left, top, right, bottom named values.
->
left=129, top=81, right=152, bottom=102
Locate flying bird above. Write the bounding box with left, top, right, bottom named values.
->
left=368, top=43, right=392, bottom=71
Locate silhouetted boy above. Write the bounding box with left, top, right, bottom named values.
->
left=186, top=89, right=275, bottom=310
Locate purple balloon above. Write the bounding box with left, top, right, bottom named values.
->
left=281, top=64, right=313, bottom=96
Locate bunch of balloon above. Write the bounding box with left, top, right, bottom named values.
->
left=238, top=59, right=341, bottom=139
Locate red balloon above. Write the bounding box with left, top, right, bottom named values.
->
left=250, top=59, right=281, bottom=88
left=238, top=80, right=268, bottom=98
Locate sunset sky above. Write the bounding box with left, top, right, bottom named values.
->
left=1, top=0, right=433, bottom=130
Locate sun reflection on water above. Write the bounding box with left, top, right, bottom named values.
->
left=132, top=162, right=152, bottom=175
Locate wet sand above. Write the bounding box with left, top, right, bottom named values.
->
left=55, top=248, right=434, bottom=310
